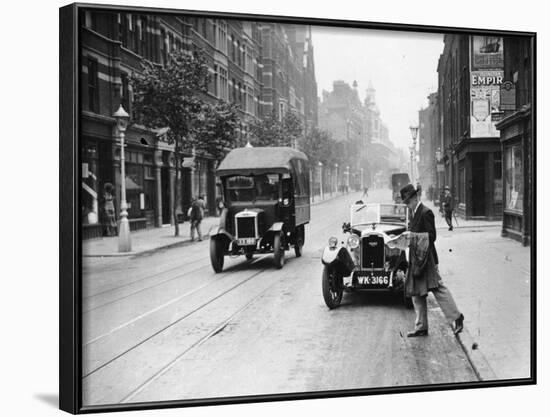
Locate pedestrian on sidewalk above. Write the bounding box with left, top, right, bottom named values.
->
left=362, top=186, right=369, bottom=198
left=416, top=181, right=422, bottom=199
left=189, top=195, right=205, bottom=241
left=399, top=183, right=464, bottom=337
left=443, top=186, right=454, bottom=231
left=102, top=182, right=117, bottom=237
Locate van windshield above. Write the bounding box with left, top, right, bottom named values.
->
left=225, top=174, right=280, bottom=202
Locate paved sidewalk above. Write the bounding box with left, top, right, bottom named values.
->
left=82, top=216, right=221, bottom=257
left=433, top=222, right=531, bottom=381
left=422, top=198, right=501, bottom=230
left=83, top=191, right=348, bottom=257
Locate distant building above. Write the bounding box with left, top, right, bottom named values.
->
left=417, top=92, right=439, bottom=195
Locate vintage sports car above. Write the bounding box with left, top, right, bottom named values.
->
left=320, top=202, right=413, bottom=309
left=210, top=146, right=310, bottom=272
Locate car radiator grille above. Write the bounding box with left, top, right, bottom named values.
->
left=362, top=235, right=385, bottom=269
left=236, top=217, right=256, bottom=239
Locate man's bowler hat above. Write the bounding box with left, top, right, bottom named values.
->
left=444, top=185, right=450, bottom=190
left=400, top=183, right=417, bottom=203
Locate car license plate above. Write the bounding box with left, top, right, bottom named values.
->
left=358, top=274, right=390, bottom=285
left=237, top=238, right=255, bottom=246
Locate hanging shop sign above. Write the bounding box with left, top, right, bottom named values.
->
left=500, top=80, right=516, bottom=111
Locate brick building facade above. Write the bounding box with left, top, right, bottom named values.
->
left=437, top=34, right=504, bottom=220
left=80, top=10, right=318, bottom=238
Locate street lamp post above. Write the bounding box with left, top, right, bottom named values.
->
left=360, top=167, right=364, bottom=191
left=345, top=166, right=350, bottom=193
left=409, top=125, right=419, bottom=184
left=409, top=145, right=414, bottom=183
left=318, top=161, right=324, bottom=201
left=114, top=104, right=131, bottom=253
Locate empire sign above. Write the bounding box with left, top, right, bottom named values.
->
left=472, top=74, right=503, bottom=86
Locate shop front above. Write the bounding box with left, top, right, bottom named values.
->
left=454, top=140, right=503, bottom=220
left=496, top=107, right=532, bottom=245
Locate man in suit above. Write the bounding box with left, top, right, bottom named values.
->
left=399, top=183, right=464, bottom=337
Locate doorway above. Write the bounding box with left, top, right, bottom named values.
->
left=471, top=153, right=486, bottom=217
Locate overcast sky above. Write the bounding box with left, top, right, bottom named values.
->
left=311, top=26, right=444, bottom=152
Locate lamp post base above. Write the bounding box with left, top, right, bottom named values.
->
left=118, top=216, right=132, bottom=252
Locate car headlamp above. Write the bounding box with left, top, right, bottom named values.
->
left=347, top=235, right=360, bottom=249
left=328, top=236, right=339, bottom=248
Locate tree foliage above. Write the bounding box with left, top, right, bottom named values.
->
left=249, top=110, right=303, bottom=147
left=131, top=49, right=210, bottom=150
left=195, top=102, right=240, bottom=161
left=130, top=49, right=211, bottom=236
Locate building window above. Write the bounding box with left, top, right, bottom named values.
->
left=237, top=41, right=241, bottom=67
left=160, top=29, right=167, bottom=65
left=246, top=84, right=254, bottom=115
left=121, top=72, right=132, bottom=117
left=505, top=144, right=523, bottom=211
left=218, top=66, right=228, bottom=101
left=118, top=13, right=127, bottom=48
left=84, top=11, right=98, bottom=31
left=87, top=58, right=99, bottom=113
left=212, top=65, right=218, bottom=97
left=279, top=102, right=285, bottom=121
left=215, top=20, right=227, bottom=54
left=201, top=19, right=207, bottom=39
left=230, top=35, right=235, bottom=62
left=245, top=45, right=254, bottom=75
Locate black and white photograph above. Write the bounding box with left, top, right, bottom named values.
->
left=52, top=0, right=541, bottom=415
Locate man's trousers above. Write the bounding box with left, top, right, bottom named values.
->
left=412, top=281, right=461, bottom=331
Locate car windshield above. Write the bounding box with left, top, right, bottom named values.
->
left=226, top=174, right=280, bottom=202
left=350, top=203, right=408, bottom=226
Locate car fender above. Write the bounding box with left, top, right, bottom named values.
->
left=321, top=246, right=355, bottom=277
left=209, top=226, right=233, bottom=241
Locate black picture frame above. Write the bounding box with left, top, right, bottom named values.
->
left=60, top=3, right=536, bottom=414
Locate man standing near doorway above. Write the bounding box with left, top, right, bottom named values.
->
left=443, top=186, right=454, bottom=231
left=399, top=183, right=464, bottom=337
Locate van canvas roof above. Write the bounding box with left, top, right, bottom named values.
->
left=216, top=146, right=308, bottom=176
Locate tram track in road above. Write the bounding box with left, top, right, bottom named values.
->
left=119, top=274, right=285, bottom=404
left=83, top=265, right=270, bottom=378
left=82, top=191, right=363, bottom=404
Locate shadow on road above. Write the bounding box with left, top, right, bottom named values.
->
left=338, top=291, right=410, bottom=309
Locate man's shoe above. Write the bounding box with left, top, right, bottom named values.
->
left=454, top=314, right=464, bottom=335
left=407, top=329, right=428, bottom=337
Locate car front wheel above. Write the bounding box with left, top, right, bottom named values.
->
left=322, top=265, right=343, bottom=309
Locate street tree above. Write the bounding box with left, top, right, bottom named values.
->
left=194, top=102, right=240, bottom=161
left=131, top=49, right=210, bottom=236
left=249, top=110, right=303, bottom=147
